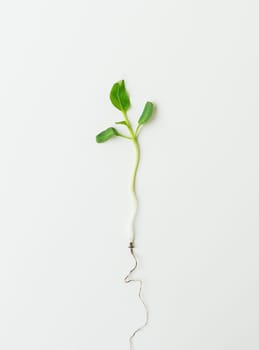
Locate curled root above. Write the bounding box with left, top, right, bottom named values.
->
left=124, top=243, right=149, bottom=350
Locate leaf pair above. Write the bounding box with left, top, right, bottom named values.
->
left=96, top=80, right=154, bottom=143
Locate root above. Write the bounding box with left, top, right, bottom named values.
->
left=124, top=242, right=149, bottom=350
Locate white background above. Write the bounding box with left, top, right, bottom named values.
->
left=0, top=0, right=259, bottom=349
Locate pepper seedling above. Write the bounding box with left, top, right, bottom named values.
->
left=96, top=80, right=155, bottom=349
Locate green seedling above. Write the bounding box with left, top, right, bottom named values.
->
left=96, top=80, right=154, bottom=243
left=96, top=80, right=155, bottom=349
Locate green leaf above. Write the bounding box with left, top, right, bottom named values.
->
left=115, top=120, right=128, bottom=126
left=96, top=127, right=118, bottom=143
left=138, top=101, right=154, bottom=125
left=110, top=80, right=130, bottom=112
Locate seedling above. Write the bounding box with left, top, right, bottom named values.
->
left=96, top=80, right=155, bottom=349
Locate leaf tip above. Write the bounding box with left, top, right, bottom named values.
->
left=138, top=101, right=154, bottom=125
left=96, top=127, right=118, bottom=143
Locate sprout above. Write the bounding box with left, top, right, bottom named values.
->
left=96, top=80, right=155, bottom=349
left=96, top=79, right=155, bottom=244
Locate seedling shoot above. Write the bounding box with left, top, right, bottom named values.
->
left=96, top=80, right=155, bottom=349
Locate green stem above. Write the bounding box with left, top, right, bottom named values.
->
left=117, top=132, right=132, bottom=140
left=131, top=138, right=140, bottom=195
left=122, top=111, right=133, bottom=133
left=129, top=138, right=140, bottom=245
left=135, top=124, right=142, bottom=137
left=122, top=112, right=141, bottom=245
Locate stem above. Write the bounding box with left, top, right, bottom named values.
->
left=135, top=124, right=142, bottom=137
left=129, top=138, right=140, bottom=245
left=121, top=112, right=141, bottom=245
left=117, top=132, right=132, bottom=140
left=131, top=138, right=140, bottom=194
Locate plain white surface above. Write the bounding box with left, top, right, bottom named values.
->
left=1, top=0, right=259, bottom=349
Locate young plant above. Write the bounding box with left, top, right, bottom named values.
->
left=96, top=80, right=155, bottom=349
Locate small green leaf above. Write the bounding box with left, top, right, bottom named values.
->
left=138, top=101, right=154, bottom=125
left=115, top=120, right=128, bottom=126
left=96, top=127, right=118, bottom=143
left=110, top=80, right=130, bottom=112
